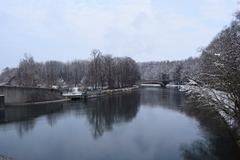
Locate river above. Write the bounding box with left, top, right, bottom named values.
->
left=0, top=87, right=239, bottom=160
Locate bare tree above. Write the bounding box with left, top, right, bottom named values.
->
left=16, top=54, right=39, bottom=87
left=199, top=11, right=240, bottom=126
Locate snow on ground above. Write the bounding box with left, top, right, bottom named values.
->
left=180, top=84, right=236, bottom=127
left=140, top=84, right=161, bottom=87
left=62, top=87, right=83, bottom=96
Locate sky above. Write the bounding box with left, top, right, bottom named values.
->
left=0, top=0, right=239, bottom=71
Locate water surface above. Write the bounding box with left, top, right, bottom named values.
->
left=0, top=87, right=239, bottom=160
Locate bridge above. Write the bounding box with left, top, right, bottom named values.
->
left=139, top=80, right=172, bottom=87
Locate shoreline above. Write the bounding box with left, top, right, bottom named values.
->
left=179, top=85, right=240, bottom=148
left=88, top=85, right=139, bottom=98
left=4, top=86, right=140, bottom=107
left=68, top=85, right=140, bottom=100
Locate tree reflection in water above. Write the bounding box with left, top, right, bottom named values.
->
left=14, top=120, right=36, bottom=138
left=85, top=92, right=140, bottom=138
left=0, top=103, right=64, bottom=137
left=140, top=87, right=184, bottom=108
left=0, top=88, right=239, bottom=160
left=180, top=140, right=218, bottom=160
left=180, top=97, right=240, bottom=160
left=0, top=92, right=141, bottom=139
left=140, top=87, right=240, bottom=160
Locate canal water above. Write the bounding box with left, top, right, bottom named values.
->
left=0, top=87, right=239, bottom=160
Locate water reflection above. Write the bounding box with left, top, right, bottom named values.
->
left=15, top=120, right=36, bottom=138
left=180, top=139, right=218, bottom=160
left=0, top=103, right=64, bottom=137
left=0, top=88, right=239, bottom=160
left=84, top=92, right=140, bottom=138
left=0, top=103, right=64, bottom=123
left=140, top=87, right=184, bottom=107
left=180, top=97, right=240, bottom=160
left=140, top=87, right=240, bottom=159
left=0, top=92, right=140, bottom=139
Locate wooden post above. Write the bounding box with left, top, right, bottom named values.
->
left=0, top=95, right=5, bottom=108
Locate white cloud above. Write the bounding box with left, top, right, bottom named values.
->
left=200, top=0, right=237, bottom=22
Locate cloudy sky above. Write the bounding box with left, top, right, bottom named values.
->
left=0, top=0, right=238, bottom=70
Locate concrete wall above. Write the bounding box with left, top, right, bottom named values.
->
left=0, top=86, right=63, bottom=105
left=0, top=95, right=4, bottom=107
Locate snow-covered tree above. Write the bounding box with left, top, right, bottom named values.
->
left=199, top=11, right=240, bottom=126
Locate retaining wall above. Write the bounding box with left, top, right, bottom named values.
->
left=0, top=86, right=63, bottom=105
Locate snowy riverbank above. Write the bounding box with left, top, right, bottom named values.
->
left=180, top=85, right=235, bottom=126
left=179, top=84, right=240, bottom=146
left=63, top=86, right=140, bottom=100
left=87, top=86, right=140, bottom=98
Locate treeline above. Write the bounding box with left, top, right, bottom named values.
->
left=139, top=57, right=199, bottom=85
left=0, top=50, right=140, bottom=89
left=0, top=53, right=200, bottom=88
left=14, top=56, right=89, bottom=88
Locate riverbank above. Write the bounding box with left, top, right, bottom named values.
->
left=180, top=85, right=240, bottom=147
left=79, top=85, right=139, bottom=99
left=64, top=85, right=140, bottom=100
left=89, top=85, right=139, bottom=98
left=1, top=86, right=139, bottom=107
